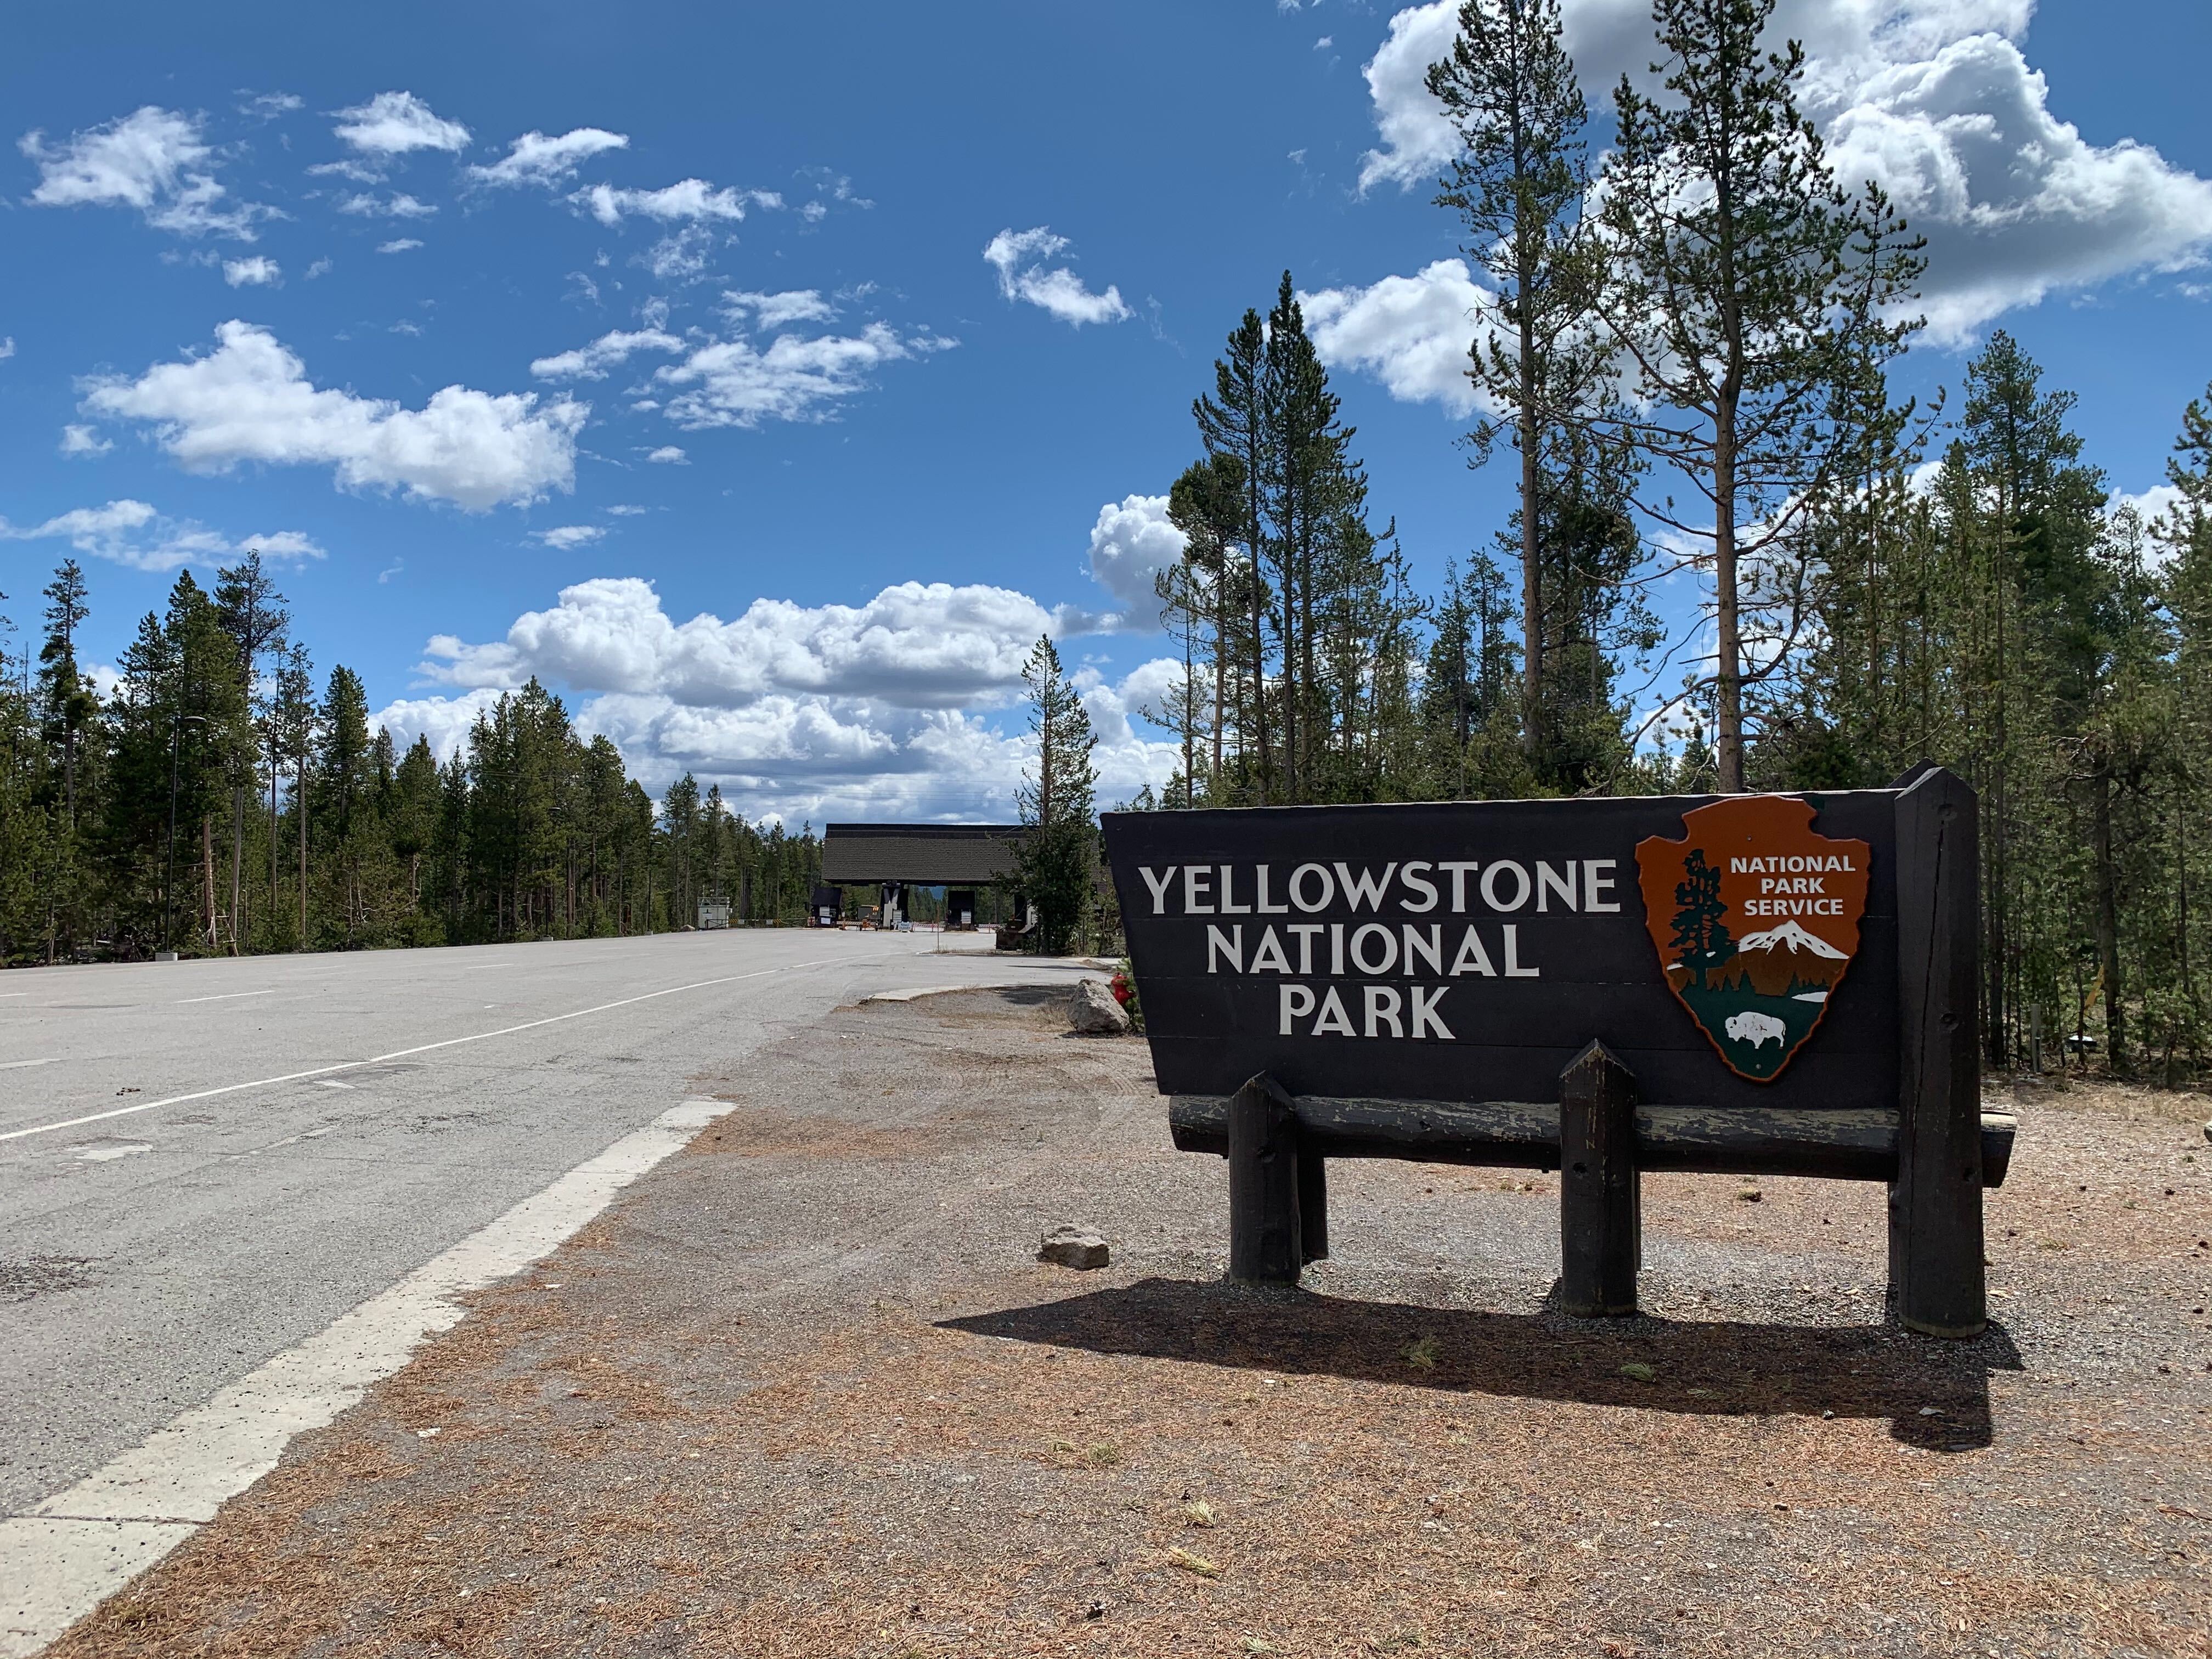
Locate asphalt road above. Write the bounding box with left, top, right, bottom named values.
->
left=0, top=929, right=1075, bottom=1520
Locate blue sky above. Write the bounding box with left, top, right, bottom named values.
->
left=3, top=0, right=2208, bottom=822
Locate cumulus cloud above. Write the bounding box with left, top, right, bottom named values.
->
left=20, top=105, right=272, bottom=239
left=645, top=445, right=688, bottom=464
left=534, top=524, right=606, bottom=549
left=222, top=255, right=280, bottom=286
left=469, top=127, right=629, bottom=188
left=724, top=289, right=838, bottom=329
left=79, top=320, right=586, bottom=510
left=573, top=178, right=780, bottom=227
left=1353, top=0, right=2212, bottom=348
left=654, top=323, right=944, bottom=429
left=336, top=190, right=436, bottom=218
left=0, top=497, right=324, bottom=571
left=60, top=424, right=111, bottom=456
left=331, top=91, right=470, bottom=156
left=529, top=328, right=685, bottom=380
left=1302, top=259, right=1502, bottom=417
left=376, top=577, right=1177, bottom=819
left=376, top=237, right=424, bottom=253
left=983, top=227, right=1133, bottom=326
left=0, top=337, right=14, bottom=360
left=640, top=224, right=715, bottom=283
left=1085, top=494, right=1187, bottom=621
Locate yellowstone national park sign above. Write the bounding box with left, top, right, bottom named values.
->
left=1103, top=789, right=1906, bottom=1114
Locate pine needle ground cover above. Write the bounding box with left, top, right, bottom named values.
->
left=54, top=992, right=2212, bottom=1659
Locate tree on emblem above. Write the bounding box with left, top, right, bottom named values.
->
left=1669, top=848, right=1735, bottom=989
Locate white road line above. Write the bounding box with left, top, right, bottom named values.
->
left=0, top=1060, right=59, bottom=1071
left=173, top=990, right=281, bottom=1006
left=0, top=1097, right=738, bottom=1658
left=0, top=961, right=837, bottom=1144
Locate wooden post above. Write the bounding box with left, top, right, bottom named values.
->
left=1890, top=766, right=1988, bottom=1337
left=1299, top=1150, right=1329, bottom=1264
left=1559, top=1041, right=1639, bottom=1317
left=1228, top=1072, right=1303, bottom=1284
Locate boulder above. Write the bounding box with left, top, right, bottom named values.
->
left=1039, top=1225, right=1110, bottom=1269
left=1069, top=977, right=1132, bottom=1035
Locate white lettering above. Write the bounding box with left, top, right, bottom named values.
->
left=1279, top=983, right=1316, bottom=1034
left=1410, top=985, right=1453, bottom=1040
left=1255, top=864, right=1290, bottom=914
left=1218, top=864, right=1251, bottom=914
left=1329, top=922, right=1345, bottom=977
left=1584, top=859, right=1620, bottom=913
left=1249, top=926, right=1293, bottom=974
left=1503, top=923, right=1539, bottom=977
left=1399, top=861, right=1438, bottom=912
left=1288, top=924, right=1323, bottom=974
left=1448, top=926, right=1497, bottom=977
left=1139, top=864, right=1176, bottom=914
left=1205, top=924, right=1243, bottom=973
left=1439, top=861, right=1480, bottom=912
left=1363, top=984, right=1404, bottom=1039
left=1289, top=862, right=1335, bottom=912
left=1402, top=923, right=1443, bottom=976
left=1334, top=862, right=1397, bottom=911
left=1350, top=922, right=1397, bottom=975
left=1184, top=865, right=1215, bottom=915
left=1537, top=861, right=1579, bottom=912
left=1313, top=986, right=1355, bottom=1036
left=1481, top=860, right=1531, bottom=912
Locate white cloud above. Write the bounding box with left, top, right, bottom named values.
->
left=331, top=91, right=470, bottom=156
left=469, top=127, right=629, bottom=188
left=376, top=238, right=424, bottom=253
left=573, top=178, right=780, bottom=227
left=19, top=105, right=270, bottom=239
left=640, top=224, right=715, bottom=283
left=60, top=424, right=112, bottom=456
left=1086, top=494, right=1187, bottom=622
left=0, top=337, right=13, bottom=360
left=0, top=497, right=324, bottom=572
left=645, top=445, right=688, bottom=464
left=336, top=191, right=437, bottom=218
left=222, top=255, right=280, bottom=287
left=379, top=576, right=1176, bottom=819
left=724, top=289, right=837, bottom=329
left=534, top=524, right=606, bottom=549
left=653, top=323, right=944, bottom=429
left=983, top=227, right=1133, bottom=326
left=80, top=320, right=586, bottom=510
left=605, top=504, right=646, bottom=516
left=305, top=256, right=334, bottom=279
left=530, top=329, right=685, bottom=380
left=1301, top=258, right=1502, bottom=417
left=1355, top=1, right=2212, bottom=345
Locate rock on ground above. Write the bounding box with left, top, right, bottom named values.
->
left=1039, top=1225, right=1110, bottom=1269
left=1068, top=977, right=1131, bottom=1035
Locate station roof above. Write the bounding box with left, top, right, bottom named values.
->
left=821, top=823, right=1026, bottom=885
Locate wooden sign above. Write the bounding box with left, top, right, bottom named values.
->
left=1102, top=789, right=1901, bottom=1114
left=1101, top=770, right=2002, bottom=1340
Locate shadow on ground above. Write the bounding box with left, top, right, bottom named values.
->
left=941, top=1277, right=2022, bottom=1449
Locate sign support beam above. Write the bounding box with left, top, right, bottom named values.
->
left=1558, top=1041, right=1640, bottom=1316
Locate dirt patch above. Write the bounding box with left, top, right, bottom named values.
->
left=51, top=1003, right=2212, bottom=1659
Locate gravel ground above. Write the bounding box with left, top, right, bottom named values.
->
left=49, top=990, right=2212, bottom=1659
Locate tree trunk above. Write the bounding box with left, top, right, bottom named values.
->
left=2091, top=763, right=2125, bottom=1071
left=1713, top=400, right=1743, bottom=792
left=201, top=815, right=218, bottom=950
left=229, top=785, right=245, bottom=953
left=1519, top=284, right=1544, bottom=774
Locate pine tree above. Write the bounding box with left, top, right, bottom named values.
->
left=1014, top=636, right=1099, bottom=955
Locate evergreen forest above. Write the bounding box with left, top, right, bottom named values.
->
left=0, top=552, right=823, bottom=962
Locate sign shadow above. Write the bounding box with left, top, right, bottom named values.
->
left=939, top=1277, right=2022, bottom=1450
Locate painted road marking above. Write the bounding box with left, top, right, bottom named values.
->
left=0, top=960, right=843, bottom=1145
left=174, top=990, right=282, bottom=1006
left=75, top=1145, right=151, bottom=1164
left=0, top=1098, right=738, bottom=1657
left=0, top=1060, right=59, bottom=1071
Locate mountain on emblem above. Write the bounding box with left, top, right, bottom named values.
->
left=1634, top=796, right=1871, bottom=1082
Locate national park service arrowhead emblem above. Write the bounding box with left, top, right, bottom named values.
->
left=1634, top=796, right=1870, bottom=1082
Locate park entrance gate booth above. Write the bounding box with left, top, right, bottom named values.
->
left=1103, top=765, right=2014, bottom=1339
left=820, top=824, right=1025, bottom=929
